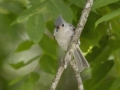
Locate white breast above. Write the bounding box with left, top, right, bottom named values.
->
left=54, top=27, right=74, bottom=51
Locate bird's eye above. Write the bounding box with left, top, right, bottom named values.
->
left=62, top=24, right=64, bottom=27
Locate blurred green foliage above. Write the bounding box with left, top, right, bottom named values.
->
left=0, top=0, right=120, bottom=90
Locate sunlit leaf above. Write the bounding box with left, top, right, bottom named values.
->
left=26, top=13, right=45, bottom=43
left=15, top=40, right=34, bottom=52
left=95, top=8, right=120, bottom=27
left=39, top=54, right=57, bottom=75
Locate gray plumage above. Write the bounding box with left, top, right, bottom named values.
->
left=54, top=15, right=90, bottom=72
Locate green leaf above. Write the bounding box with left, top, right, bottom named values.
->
left=109, top=20, right=120, bottom=39
left=0, top=1, right=25, bottom=15
left=29, top=72, right=40, bottom=83
left=10, top=55, right=40, bottom=69
left=110, top=78, right=120, bottom=90
left=46, top=20, right=54, bottom=33
left=0, top=7, right=9, bottom=14
left=97, top=78, right=115, bottom=90
left=68, top=0, right=85, bottom=8
left=16, top=0, right=48, bottom=23
left=113, top=49, right=120, bottom=77
left=81, top=12, right=100, bottom=48
left=39, top=34, right=57, bottom=58
left=39, top=54, right=57, bottom=75
left=80, top=37, right=92, bottom=52
left=15, top=40, right=34, bottom=52
left=10, top=61, right=25, bottom=69
left=10, top=77, right=34, bottom=90
left=86, top=37, right=109, bottom=62
left=46, top=0, right=73, bottom=23
left=20, top=73, right=39, bottom=90
left=21, top=79, right=34, bottom=90
left=95, top=8, right=120, bottom=28
left=108, top=39, right=120, bottom=50
left=92, top=0, right=119, bottom=9
left=26, top=13, right=45, bottom=43
left=9, top=75, right=25, bottom=85
left=92, top=60, right=114, bottom=83
left=9, top=72, right=40, bottom=86
left=85, top=37, right=114, bottom=89
left=84, top=77, right=115, bottom=90
left=84, top=60, right=114, bottom=90
left=0, top=0, right=3, bottom=3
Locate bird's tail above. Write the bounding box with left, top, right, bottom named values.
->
left=73, top=45, right=90, bottom=72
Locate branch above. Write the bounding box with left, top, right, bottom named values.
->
left=50, top=0, right=93, bottom=90
left=50, top=52, right=73, bottom=90
left=70, top=60, right=84, bottom=90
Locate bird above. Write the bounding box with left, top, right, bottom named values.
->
left=53, top=15, right=90, bottom=72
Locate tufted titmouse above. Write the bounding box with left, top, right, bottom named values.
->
left=53, top=15, right=90, bottom=72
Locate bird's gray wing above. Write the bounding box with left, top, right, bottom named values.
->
left=73, top=45, right=90, bottom=72
left=69, top=23, right=90, bottom=72
left=69, top=23, right=75, bottom=31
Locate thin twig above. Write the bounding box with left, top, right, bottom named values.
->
left=70, top=60, right=84, bottom=90
left=50, top=0, right=93, bottom=90
left=50, top=52, right=73, bottom=90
